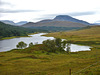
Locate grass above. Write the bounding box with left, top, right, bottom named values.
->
left=0, top=47, right=100, bottom=75
left=45, top=26, right=100, bottom=45
left=0, top=26, right=100, bottom=75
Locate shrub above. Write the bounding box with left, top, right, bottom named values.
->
left=16, top=41, right=27, bottom=49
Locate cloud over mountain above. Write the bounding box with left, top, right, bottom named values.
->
left=67, top=11, right=96, bottom=16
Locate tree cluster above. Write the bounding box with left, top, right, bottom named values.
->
left=16, top=38, right=71, bottom=54
left=42, top=38, right=70, bottom=53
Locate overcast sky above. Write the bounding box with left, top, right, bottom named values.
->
left=0, top=0, right=100, bottom=23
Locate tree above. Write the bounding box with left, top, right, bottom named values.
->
left=62, top=40, right=67, bottom=48
left=43, top=39, right=56, bottom=53
left=66, top=43, right=71, bottom=54
left=29, top=42, right=34, bottom=47
left=16, top=41, right=27, bottom=49
left=55, top=38, right=62, bottom=47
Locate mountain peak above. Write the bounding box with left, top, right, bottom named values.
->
left=54, top=15, right=90, bottom=25
left=54, top=15, right=74, bottom=21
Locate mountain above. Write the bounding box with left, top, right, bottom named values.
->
left=16, top=21, right=28, bottom=26
left=0, top=20, right=28, bottom=26
left=22, top=15, right=90, bottom=31
left=22, top=15, right=89, bottom=28
left=0, top=20, right=16, bottom=25
left=53, top=15, right=90, bottom=25
left=93, top=23, right=100, bottom=25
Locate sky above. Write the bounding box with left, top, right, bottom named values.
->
left=0, top=0, right=100, bottom=23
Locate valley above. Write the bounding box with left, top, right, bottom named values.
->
left=0, top=15, right=100, bottom=75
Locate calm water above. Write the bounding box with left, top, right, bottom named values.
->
left=0, top=33, right=91, bottom=52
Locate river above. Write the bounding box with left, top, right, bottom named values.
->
left=0, top=33, right=91, bottom=52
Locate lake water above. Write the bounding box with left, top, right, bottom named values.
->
left=0, top=33, right=91, bottom=52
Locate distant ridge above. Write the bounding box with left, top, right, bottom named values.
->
left=93, top=23, right=100, bottom=25
left=0, top=20, right=16, bottom=25
left=16, top=21, right=28, bottom=25
left=0, top=20, right=28, bottom=26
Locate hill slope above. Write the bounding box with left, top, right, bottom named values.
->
left=23, top=21, right=87, bottom=27
left=0, top=21, right=31, bottom=38
left=46, top=26, right=100, bottom=42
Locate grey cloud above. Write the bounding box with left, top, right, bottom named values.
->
left=0, top=1, right=13, bottom=6
left=39, top=11, right=96, bottom=20
left=67, top=11, right=96, bottom=16
left=0, top=8, right=42, bottom=13
left=37, top=14, right=60, bottom=19
left=43, top=11, right=96, bottom=17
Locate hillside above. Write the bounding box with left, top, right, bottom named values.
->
left=0, top=21, right=47, bottom=39
left=45, top=26, right=100, bottom=42
left=0, top=21, right=31, bottom=38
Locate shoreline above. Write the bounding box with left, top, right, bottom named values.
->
left=0, top=33, right=38, bottom=40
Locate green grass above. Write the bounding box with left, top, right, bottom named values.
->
left=0, top=45, right=100, bottom=75
left=0, top=26, right=100, bottom=75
